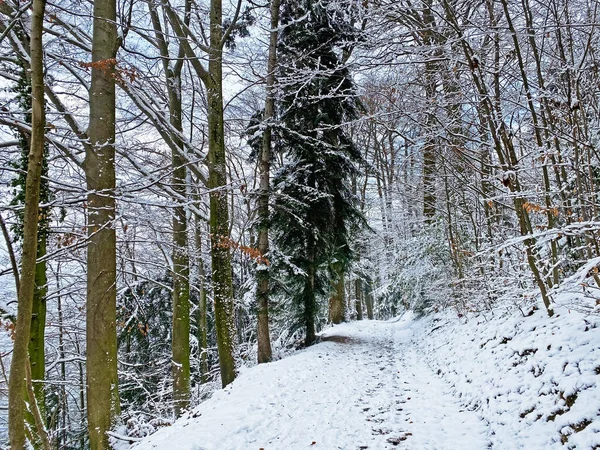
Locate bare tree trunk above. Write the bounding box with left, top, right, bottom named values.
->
left=85, top=0, right=121, bottom=446
left=329, top=263, right=345, bottom=324
left=256, top=0, right=280, bottom=364
left=7, top=0, right=47, bottom=446
left=150, top=4, right=191, bottom=416
left=195, top=219, right=209, bottom=383
left=354, top=279, right=363, bottom=320
left=442, top=0, right=554, bottom=316
left=207, top=0, right=236, bottom=387
left=499, top=0, right=559, bottom=287
left=365, top=282, right=374, bottom=320
left=29, top=236, right=47, bottom=423
left=422, top=0, right=439, bottom=223
left=160, top=0, right=237, bottom=389
left=170, top=73, right=191, bottom=415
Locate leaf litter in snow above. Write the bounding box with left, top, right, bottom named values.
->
left=128, top=308, right=599, bottom=450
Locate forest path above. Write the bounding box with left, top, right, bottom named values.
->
left=320, top=318, right=490, bottom=449
left=132, top=317, right=489, bottom=450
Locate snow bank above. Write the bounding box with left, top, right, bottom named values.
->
left=417, top=307, right=600, bottom=449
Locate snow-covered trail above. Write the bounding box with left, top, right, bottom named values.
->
left=132, top=318, right=489, bottom=450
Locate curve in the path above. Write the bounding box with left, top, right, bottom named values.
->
left=133, top=318, right=489, bottom=450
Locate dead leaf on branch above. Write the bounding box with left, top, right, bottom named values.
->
left=214, top=235, right=270, bottom=265
left=78, top=58, right=139, bottom=84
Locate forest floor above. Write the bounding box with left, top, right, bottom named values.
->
left=129, top=308, right=600, bottom=450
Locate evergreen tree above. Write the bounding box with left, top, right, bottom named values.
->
left=117, top=277, right=172, bottom=412
left=272, top=0, right=363, bottom=345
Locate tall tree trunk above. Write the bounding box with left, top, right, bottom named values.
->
left=7, top=0, right=47, bottom=446
left=195, top=219, right=209, bottom=383
left=11, top=47, right=49, bottom=445
left=207, top=0, right=236, bottom=387
left=85, top=0, right=121, bottom=446
left=441, top=0, right=554, bottom=316
left=305, top=233, right=317, bottom=346
left=354, top=279, right=363, bottom=320
left=365, top=282, right=374, bottom=320
left=170, top=75, right=191, bottom=416
left=28, top=236, right=47, bottom=426
left=421, top=0, right=439, bottom=223
left=151, top=4, right=191, bottom=416
left=159, top=0, right=237, bottom=388
left=422, top=140, right=436, bottom=222
left=329, top=262, right=345, bottom=324
left=256, top=0, right=280, bottom=364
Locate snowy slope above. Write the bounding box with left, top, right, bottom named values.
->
left=418, top=308, right=600, bottom=449
left=129, top=309, right=600, bottom=450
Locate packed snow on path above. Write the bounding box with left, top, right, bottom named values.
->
left=129, top=307, right=600, bottom=450
left=130, top=315, right=489, bottom=450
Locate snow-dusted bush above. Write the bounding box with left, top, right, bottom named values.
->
left=385, top=223, right=454, bottom=315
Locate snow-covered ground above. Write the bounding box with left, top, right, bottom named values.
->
left=420, top=308, right=600, bottom=449
left=129, top=308, right=600, bottom=450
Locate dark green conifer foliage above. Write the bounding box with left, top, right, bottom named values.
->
left=117, top=276, right=217, bottom=412
left=117, top=278, right=173, bottom=411
left=272, top=0, right=363, bottom=345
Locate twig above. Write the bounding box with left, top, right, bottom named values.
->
left=106, top=431, right=143, bottom=442
left=25, top=356, right=51, bottom=450
left=0, top=212, right=20, bottom=297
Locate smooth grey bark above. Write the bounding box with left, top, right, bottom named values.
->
left=256, top=0, right=280, bottom=364
left=169, top=71, right=191, bottom=417
left=85, top=0, right=121, bottom=446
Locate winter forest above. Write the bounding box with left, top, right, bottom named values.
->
left=1, top=0, right=600, bottom=448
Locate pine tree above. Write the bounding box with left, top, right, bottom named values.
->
left=272, top=0, right=363, bottom=344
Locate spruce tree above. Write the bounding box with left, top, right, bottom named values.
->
left=117, top=277, right=172, bottom=412
left=272, top=0, right=363, bottom=345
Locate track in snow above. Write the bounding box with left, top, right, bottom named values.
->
left=133, top=317, right=489, bottom=450
left=320, top=319, right=490, bottom=449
